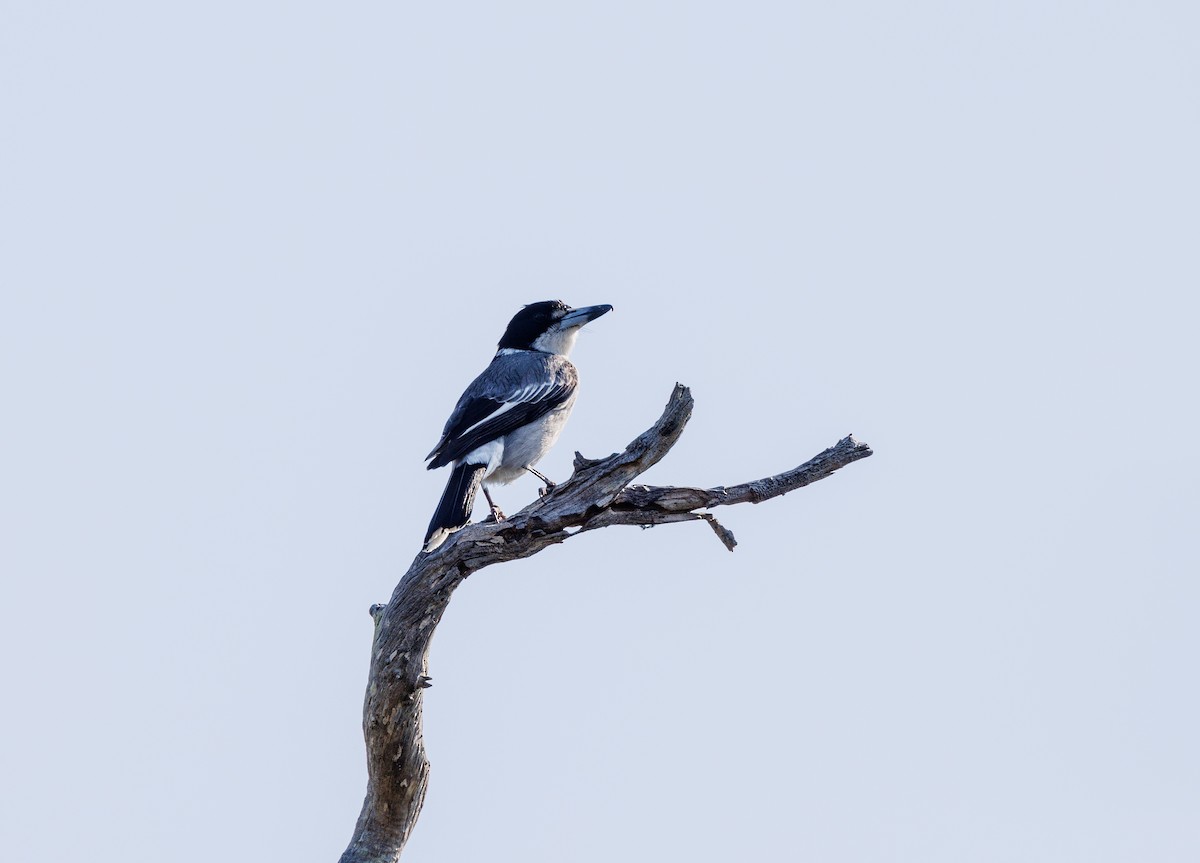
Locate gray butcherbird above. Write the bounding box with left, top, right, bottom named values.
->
left=423, top=300, right=613, bottom=551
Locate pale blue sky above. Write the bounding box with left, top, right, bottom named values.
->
left=3, top=2, right=1198, bottom=861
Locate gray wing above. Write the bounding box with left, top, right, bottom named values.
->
left=426, top=352, right=578, bottom=469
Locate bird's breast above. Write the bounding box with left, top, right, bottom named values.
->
left=486, top=398, right=576, bottom=485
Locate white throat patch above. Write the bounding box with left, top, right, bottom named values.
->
left=531, top=326, right=581, bottom=357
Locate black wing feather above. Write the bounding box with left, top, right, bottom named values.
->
left=426, top=353, right=578, bottom=470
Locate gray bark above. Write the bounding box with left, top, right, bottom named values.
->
left=338, top=384, right=873, bottom=862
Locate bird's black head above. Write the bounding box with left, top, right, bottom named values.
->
left=497, top=300, right=612, bottom=355
left=498, top=301, right=571, bottom=350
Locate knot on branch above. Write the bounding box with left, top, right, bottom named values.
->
left=572, top=451, right=613, bottom=471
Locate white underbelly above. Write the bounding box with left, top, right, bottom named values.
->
left=484, top=402, right=574, bottom=486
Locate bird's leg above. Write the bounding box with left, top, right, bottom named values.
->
left=481, top=486, right=506, bottom=523
left=526, top=466, right=557, bottom=497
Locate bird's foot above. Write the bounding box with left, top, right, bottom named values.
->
left=481, top=486, right=506, bottom=523
left=527, top=466, right=557, bottom=497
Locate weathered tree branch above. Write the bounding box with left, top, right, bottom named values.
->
left=338, top=384, right=873, bottom=862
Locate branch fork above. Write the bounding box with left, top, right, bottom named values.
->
left=339, top=383, right=873, bottom=863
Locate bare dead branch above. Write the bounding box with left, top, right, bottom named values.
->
left=338, top=384, right=873, bottom=863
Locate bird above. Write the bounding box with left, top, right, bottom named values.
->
left=422, top=300, right=613, bottom=552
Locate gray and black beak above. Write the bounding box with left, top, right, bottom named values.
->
left=560, top=304, right=613, bottom=329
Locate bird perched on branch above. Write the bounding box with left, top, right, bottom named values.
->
left=423, top=300, right=613, bottom=551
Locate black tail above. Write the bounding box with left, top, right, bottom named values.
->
left=424, top=463, right=487, bottom=551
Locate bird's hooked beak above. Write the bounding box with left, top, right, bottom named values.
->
left=559, top=304, right=613, bottom=329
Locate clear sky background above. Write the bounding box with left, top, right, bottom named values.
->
left=3, top=2, right=1198, bottom=861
